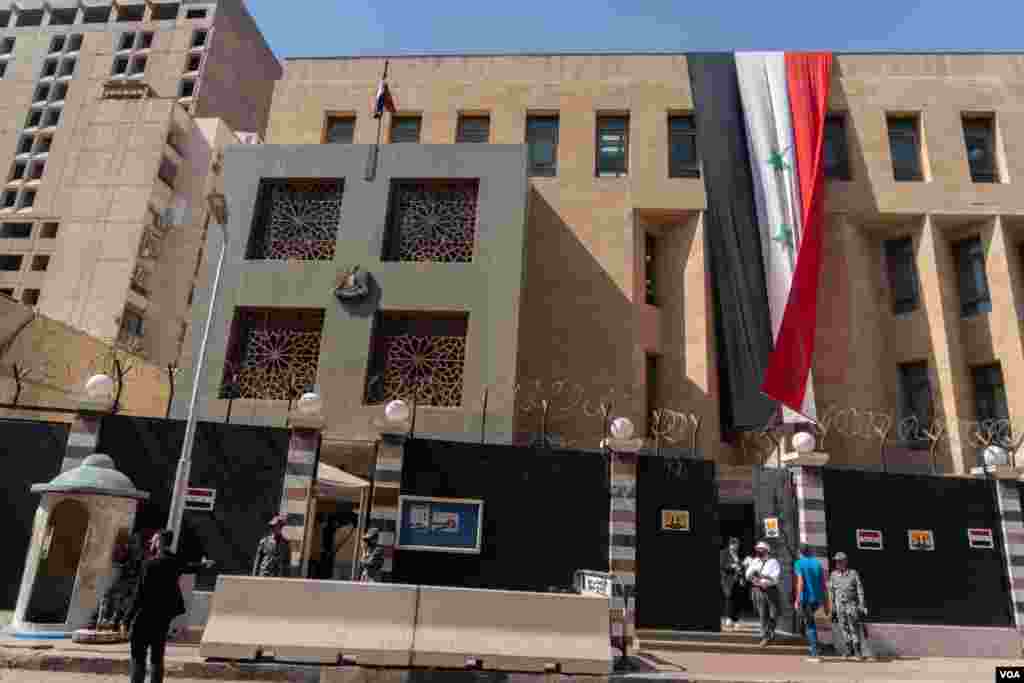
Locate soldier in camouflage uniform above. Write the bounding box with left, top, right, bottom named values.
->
left=828, top=552, right=868, bottom=660
left=360, top=528, right=386, bottom=582
left=252, top=514, right=291, bottom=577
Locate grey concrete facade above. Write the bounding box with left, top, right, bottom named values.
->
left=173, top=143, right=529, bottom=445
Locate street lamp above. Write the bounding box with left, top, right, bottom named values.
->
left=166, top=191, right=229, bottom=553
left=84, top=373, right=115, bottom=403
left=296, top=391, right=323, bottom=417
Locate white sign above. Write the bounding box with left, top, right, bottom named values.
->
left=576, top=570, right=613, bottom=597
left=968, top=528, right=995, bottom=550
left=184, top=487, right=216, bottom=512
left=410, top=504, right=430, bottom=529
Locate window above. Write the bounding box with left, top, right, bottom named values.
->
left=0, top=289, right=12, bottom=297
left=35, top=136, right=52, bottom=154
left=456, top=115, right=490, bottom=143
left=152, top=3, right=181, bottom=21
left=191, top=30, right=208, bottom=48
left=884, top=237, right=919, bottom=314
left=954, top=236, right=991, bottom=317
left=31, top=255, right=48, bottom=271
left=130, top=56, right=147, bottom=75
left=0, top=62, right=6, bottom=79
left=646, top=354, right=659, bottom=437
left=139, top=32, right=154, bottom=49
left=246, top=179, right=344, bottom=260
left=0, top=38, right=14, bottom=56
left=116, top=4, right=145, bottom=22
left=0, top=223, right=31, bottom=238
left=1, top=191, right=16, bottom=209
left=158, top=157, right=178, bottom=188
left=186, top=8, right=208, bottom=19
left=21, top=289, right=39, bottom=305
left=120, top=308, right=145, bottom=337
left=899, top=361, right=932, bottom=447
left=0, top=254, right=23, bottom=271
left=887, top=115, right=924, bottom=182
left=668, top=114, right=699, bottom=178
left=824, top=114, right=851, bottom=180
left=390, top=116, right=421, bottom=143
left=364, top=312, right=469, bottom=407
left=596, top=115, right=629, bottom=177
left=68, top=35, right=83, bottom=52
left=185, top=53, right=202, bottom=73
left=28, top=161, right=45, bottom=181
left=51, top=82, right=68, bottom=102
left=20, top=190, right=35, bottom=208
left=34, top=84, right=50, bottom=103
left=25, top=110, right=42, bottom=128
left=963, top=116, right=998, bottom=183
left=220, top=308, right=325, bottom=400
left=383, top=180, right=479, bottom=263
left=323, top=115, right=355, bottom=144
left=15, top=9, right=44, bottom=27
left=645, top=233, right=658, bottom=306
left=59, top=58, right=75, bottom=78
left=526, top=115, right=559, bottom=177
left=41, top=59, right=58, bottom=78
left=49, top=36, right=66, bottom=54
left=973, top=364, right=1009, bottom=425
left=9, top=161, right=25, bottom=181
left=17, top=136, right=33, bottom=155
left=43, top=108, right=61, bottom=128
left=118, top=32, right=135, bottom=51
left=178, top=79, right=196, bottom=98
left=83, top=5, right=112, bottom=23
left=50, top=9, right=77, bottom=26
left=40, top=222, right=58, bottom=238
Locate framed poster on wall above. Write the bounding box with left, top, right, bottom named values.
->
left=968, top=528, right=994, bottom=550
left=396, top=496, right=484, bottom=554
left=908, top=529, right=935, bottom=551
left=661, top=509, right=690, bottom=531
left=856, top=529, right=883, bottom=551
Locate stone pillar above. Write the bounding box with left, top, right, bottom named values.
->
left=995, top=480, right=1024, bottom=631
left=793, top=465, right=832, bottom=643
left=368, top=433, right=406, bottom=579
left=63, top=401, right=108, bottom=473
left=609, top=451, right=638, bottom=653
left=278, top=416, right=323, bottom=576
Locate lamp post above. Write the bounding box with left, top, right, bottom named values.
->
left=166, top=192, right=229, bottom=553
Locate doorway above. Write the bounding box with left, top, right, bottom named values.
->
left=26, top=499, right=89, bottom=624
left=718, top=503, right=756, bottom=618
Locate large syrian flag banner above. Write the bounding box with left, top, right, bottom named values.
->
left=734, top=52, right=831, bottom=423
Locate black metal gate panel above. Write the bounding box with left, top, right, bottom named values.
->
left=637, top=457, right=720, bottom=631
left=0, top=418, right=68, bottom=609
left=824, top=468, right=1011, bottom=627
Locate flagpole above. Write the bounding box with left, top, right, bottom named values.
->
left=365, top=59, right=389, bottom=182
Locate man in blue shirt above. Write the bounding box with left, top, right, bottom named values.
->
left=794, top=544, right=830, bottom=661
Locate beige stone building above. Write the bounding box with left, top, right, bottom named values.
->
left=175, top=51, right=1024, bottom=481
left=0, top=0, right=278, bottom=366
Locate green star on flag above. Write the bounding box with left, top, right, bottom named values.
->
left=773, top=223, right=796, bottom=269
left=767, top=149, right=789, bottom=172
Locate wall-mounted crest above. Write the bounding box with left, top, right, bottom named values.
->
left=335, top=265, right=371, bottom=303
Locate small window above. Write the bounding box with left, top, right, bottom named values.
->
left=0, top=289, right=12, bottom=297
left=185, top=53, right=202, bottom=73
left=526, top=115, right=559, bottom=177
left=0, top=223, right=31, bottom=238
left=324, top=115, right=355, bottom=144
left=50, top=9, right=77, bottom=26
left=645, top=233, right=658, bottom=306
left=28, top=161, right=45, bottom=181
left=83, top=5, right=112, bottom=23
left=49, top=36, right=66, bottom=54
left=596, top=115, right=629, bottom=177
left=152, top=3, right=181, bottom=21
left=120, top=308, right=145, bottom=336
left=954, top=236, right=992, bottom=317
left=67, top=35, right=83, bottom=52
left=456, top=115, right=490, bottom=143
left=390, top=116, right=421, bottom=143
left=31, top=254, right=49, bottom=271
left=20, top=190, right=35, bottom=208
left=25, top=110, right=42, bottom=129
left=35, top=136, right=52, bottom=154
left=0, top=254, right=23, bottom=271
left=158, top=157, right=178, bottom=187
left=51, top=83, right=68, bottom=102
left=112, top=56, right=130, bottom=76
left=116, top=4, right=145, bottom=22
left=899, top=361, right=932, bottom=447
left=119, top=32, right=136, bottom=51
left=973, top=363, right=1009, bottom=426
left=186, top=8, right=208, bottom=19
left=15, top=9, right=44, bottom=27
left=0, top=62, right=6, bottom=78
left=139, top=32, right=155, bottom=49
left=21, top=289, right=39, bottom=305
left=887, top=115, right=924, bottom=182
left=43, top=108, right=61, bottom=128
left=40, top=222, right=58, bottom=238
left=17, top=136, right=33, bottom=155
left=9, top=161, right=26, bottom=181
left=59, top=58, right=76, bottom=78
left=34, top=84, right=50, bottom=102
left=884, top=236, right=919, bottom=315
left=1, top=191, right=16, bottom=209
left=668, top=114, right=699, bottom=178
left=41, top=59, right=58, bottom=78
left=191, top=29, right=209, bottom=48
left=0, top=38, right=14, bottom=56
left=0, top=11, right=9, bottom=28
left=178, top=79, right=196, bottom=98
left=130, top=56, right=147, bottom=75
left=963, top=115, right=998, bottom=183
left=824, top=114, right=851, bottom=180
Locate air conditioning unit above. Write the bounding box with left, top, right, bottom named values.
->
left=235, top=131, right=262, bottom=145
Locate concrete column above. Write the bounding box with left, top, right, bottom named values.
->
left=984, top=216, right=1024, bottom=425
left=996, top=480, right=1024, bottom=631
left=278, top=423, right=321, bottom=576
left=793, top=465, right=832, bottom=643
left=368, top=434, right=406, bottom=579
left=609, top=452, right=637, bottom=652
left=63, top=403, right=107, bottom=473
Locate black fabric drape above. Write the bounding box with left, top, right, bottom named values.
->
left=687, top=53, right=778, bottom=434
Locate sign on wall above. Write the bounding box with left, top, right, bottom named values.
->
left=397, top=496, right=484, bottom=554
left=856, top=529, right=884, bottom=551
left=968, top=528, right=995, bottom=550
left=908, top=529, right=935, bottom=551
left=661, top=509, right=690, bottom=532
left=764, top=517, right=780, bottom=539
left=184, top=487, right=217, bottom=512
left=575, top=570, right=615, bottom=598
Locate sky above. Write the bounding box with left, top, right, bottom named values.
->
left=246, top=0, right=1021, bottom=60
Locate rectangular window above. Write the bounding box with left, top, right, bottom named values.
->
left=50, top=9, right=77, bottom=26
left=824, top=114, right=851, bottom=180
left=49, top=36, right=66, bottom=54
left=0, top=289, right=12, bottom=297
left=40, top=222, right=58, bottom=238
left=323, top=115, right=355, bottom=144
left=973, top=363, right=1009, bottom=425
left=383, top=179, right=479, bottom=263
left=113, top=56, right=129, bottom=75
left=0, top=223, right=31, bottom=238
left=246, top=179, right=344, bottom=261
left=158, top=157, right=178, bottom=188
left=456, top=115, right=490, bottom=143
left=645, top=233, right=658, bottom=306
left=887, top=115, right=924, bottom=182
left=41, top=59, right=57, bottom=78
left=221, top=308, right=325, bottom=399
left=68, top=35, right=83, bottom=52
left=120, top=308, right=145, bottom=336
left=15, top=9, right=43, bottom=27
left=0, top=38, right=14, bottom=56
left=1, top=191, right=16, bottom=209
left=963, top=115, right=998, bottom=183
left=34, top=84, right=50, bottom=103
left=390, top=116, right=421, bottom=143
left=178, top=79, right=196, bottom=98
left=21, top=288, right=39, bottom=305
left=28, top=160, right=45, bottom=181
left=20, top=190, right=35, bottom=208
left=9, top=161, right=25, bottom=181
left=0, top=62, right=6, bottom=79
left=59, top=58, right=75, bottom=78
left=43, top=108, right=61, bottom=128
left=191, top=30, right=208, bottom=48
left=35, top=135, right=52, bottom=154
left=51, top=82, right=67, bottom=102
left=596, top=115, right=629, bottom=177
left=30, top=254, right=49, bottom=271
left=25, top=110, right=42, bottom=128
left=116, top=4, right=145, bottom=22
left=139, top=32, right=155, bottom=49
left=186, top=8, right=208, bottom=19
left=899, top=361, right=932, bottom=447
left=130, top=56, right=147, bottom=75
left=17, top=136, right=33, bottom=155
left=83, top=5, right=112, bottom=23
left=668, top=114, right=699, bottom=178
left=152, top=3, right=181, bottom=21
left=884, top=236, right=919, bottom=314
left=954, top=236, right=992, bottom=317
left=185, top=53, right=202, bottom=73
left=526, top=115, right=559, bottom=177
left=0, top=254, right=23, bottom=271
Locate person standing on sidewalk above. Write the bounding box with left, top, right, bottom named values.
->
left=126, top=530, right=213, bottom=683
left=794, top=544, right=830, bottom=662
left=360, top=528, right=386, bottom=582
left=829, top=552, right=868, bottom=660
left=720, top=537, right=744, bottom=630
left=252, top=514, right=291, bottom=577
left=745, top=540, right=781, bottom=646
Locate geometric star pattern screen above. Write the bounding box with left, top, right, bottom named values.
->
left=385, top=180, right=479, bottom=263
left=247, top=179, right=344, bottom=261
left=220, top=308, right=325, bottom=400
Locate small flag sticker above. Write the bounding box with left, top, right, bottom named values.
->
left=856, top=529, right=883, bottom=551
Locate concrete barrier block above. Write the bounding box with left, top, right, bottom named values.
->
left=412, top=586, right=611, bottom=675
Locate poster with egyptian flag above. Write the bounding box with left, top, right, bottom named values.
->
left=736, top=52, right=832, bottom=423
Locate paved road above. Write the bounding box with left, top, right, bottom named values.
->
left=0, top=674, right=240, bottom=683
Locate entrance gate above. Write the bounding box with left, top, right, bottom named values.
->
left=636, top=456, right=721, bottom=631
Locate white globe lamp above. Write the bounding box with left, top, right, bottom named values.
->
left=793, top=431, right=816, bottom=454
left=84, top=374, right=115, bottom=401
left=610, top=417, right=635, bottom=441
left=984, top=445, right=1009, bottom=468
left=296, top=391, right=322, bottom=416
left=385, top=399, right=411, bottom=424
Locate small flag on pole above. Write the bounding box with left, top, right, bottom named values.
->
left=373, top=64, right=396, bottom=119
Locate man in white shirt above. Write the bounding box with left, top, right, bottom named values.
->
left=745, top=540, right=782, bottom=646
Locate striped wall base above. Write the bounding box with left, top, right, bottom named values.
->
left=369, top=437, right=405, bottom=578
left=62, top=413, right=101, bottom=473
left=793, top=465, right=833, bottom=642
left=996, top=481, right=1024, bottom=630
left=278, top=428, right=320, bottom=574
left=609, top=452, right=637, bottom=653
